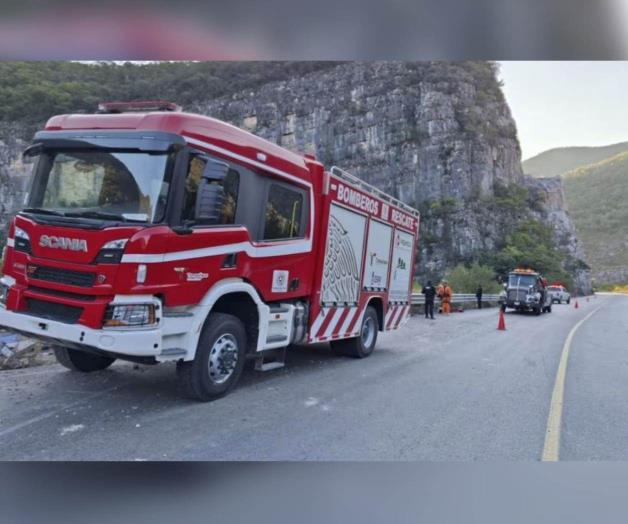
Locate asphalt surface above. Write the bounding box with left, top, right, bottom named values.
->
left=0, top=294, right=621, bottom=460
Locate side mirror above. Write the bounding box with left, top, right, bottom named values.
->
left=23, top=143, right=43, bottom=158
left=194, top=159, right=228, bottom=224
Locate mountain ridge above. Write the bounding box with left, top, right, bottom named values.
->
left=523, top=141, right=628, bottom=178
left=562, top=151, right=628, bottom=284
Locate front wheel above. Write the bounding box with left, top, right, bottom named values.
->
left=331, top=306, right=378, bottom=358
left=567, top=298, right=571, bottom=304
left=54, top=346, right=116, bottom=372
left=177, top=313, right=247, bottom=401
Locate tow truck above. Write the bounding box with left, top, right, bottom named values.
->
left=0, top=101, right=420, bottom=400
left=499, top=268, right=552, bottom=315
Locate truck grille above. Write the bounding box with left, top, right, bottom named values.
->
left=507, top=289, right=526, bottom=302
left=25, top=298, right=83, bottom=324
left=30, top=266, right=96, bottom=288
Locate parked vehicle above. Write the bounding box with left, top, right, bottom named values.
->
left=547, top=284, right=571, bottom=304
left=0, top=101, right=420, bottom=400
left=499, top=268, right=552, bottom=315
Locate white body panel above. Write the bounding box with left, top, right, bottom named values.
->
left=363, top=219, right=393, bottom=291
left=320, top=203, right=367, bottom=305
left=389, top=229, right=414, bottom=303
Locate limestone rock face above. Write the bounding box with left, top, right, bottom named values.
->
left=193, top=62, right=524, bottom=206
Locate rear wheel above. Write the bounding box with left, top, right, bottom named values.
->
left=177, top=313, right=247, bottom=401
left=53, top=346, right=116, bottom=372
left=331, top=306, right=378, bottom=358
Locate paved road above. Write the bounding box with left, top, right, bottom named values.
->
left=0, top=294, right=621, bottom=460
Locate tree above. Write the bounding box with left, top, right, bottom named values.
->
left=445, top=262, right=501, bottom=294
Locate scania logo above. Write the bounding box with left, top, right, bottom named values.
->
left=39, top=235, right=88, bottom=252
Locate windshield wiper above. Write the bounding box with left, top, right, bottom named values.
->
left=64, top=210, right=147, bottom=223
left=21, top=208, right=66, bottom=217
left=64, top=210, right=129, bottom=221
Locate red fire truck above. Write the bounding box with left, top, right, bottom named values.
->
left=0, top=101, right=420, bottom=400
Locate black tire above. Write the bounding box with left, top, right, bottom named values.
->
left=547, top=305, right=552, bottom=313
left=534, top=307, right=541, bottom=316
left=176, top=313, right=247, bottom=401
left=53, top=346, right=116, bottom=372
left=567, top=298, right=571, bottom=304
left=330, top=306, right=378, bottom=358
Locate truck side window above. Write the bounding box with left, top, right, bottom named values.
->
left=182, top=155, right=239, bottom=225
left=263, top=184, right=304, bottom=240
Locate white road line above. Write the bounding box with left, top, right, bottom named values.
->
left=541, top=306, right=602, bottom=461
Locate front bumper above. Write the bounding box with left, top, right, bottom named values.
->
left=0, top=306, right=162, bottom=358
left=502, top=300, right=539, bottom=309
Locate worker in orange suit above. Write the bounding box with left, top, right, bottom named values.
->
left=441, top=280, right=452, bottom=315
left=436, top=283, right=444, bottom=313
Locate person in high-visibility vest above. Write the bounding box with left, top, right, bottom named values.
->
left=441, top=281, right=452, bottom=315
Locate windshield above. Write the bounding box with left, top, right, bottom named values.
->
left=508, top=274, right=537, bottom=288
left=27, top=150, right=174, bottom=223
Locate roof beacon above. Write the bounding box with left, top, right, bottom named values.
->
left=97, top=100, right=182, bottom=114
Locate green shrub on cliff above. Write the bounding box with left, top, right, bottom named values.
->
left=0, top=61, right=339, bottom=125
left=490, top=220, right=574, bottom=289
left=446, top=262, right=501, bottom=294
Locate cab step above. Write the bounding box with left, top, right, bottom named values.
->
left=254, top=347, right=286, bottom=372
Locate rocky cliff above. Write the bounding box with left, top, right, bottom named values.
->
left=191, top=61, right=590, bottom=291
left=0, top=62, right=591, bottom=292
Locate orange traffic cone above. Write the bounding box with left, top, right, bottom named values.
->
left=497, top=309, right=506, bottom=331
left=574, top=299, right=579, bottom=309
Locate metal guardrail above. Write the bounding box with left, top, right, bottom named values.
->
left=411, top=293, right=501, bottom=305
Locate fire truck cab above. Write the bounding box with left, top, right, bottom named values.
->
left=0, top=101, right=420, bottom=400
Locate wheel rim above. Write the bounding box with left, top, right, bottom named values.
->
left=208, top=333, right=239, bottom=384
left=361, top=317, right=375, bottom=348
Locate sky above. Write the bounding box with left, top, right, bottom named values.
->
left=498, top=61, right=628, bottom=160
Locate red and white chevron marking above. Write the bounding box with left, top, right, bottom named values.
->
left=309, top=302, right=412, bottom=343
left=309, top=306, right=362, bottom=343
left=385, top=304, right=411, bottom=330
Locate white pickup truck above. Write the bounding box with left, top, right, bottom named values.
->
left=547, top=285, right=571, bottom=304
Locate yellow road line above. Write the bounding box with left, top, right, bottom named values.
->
left=541, top=306, right=602, bottom=461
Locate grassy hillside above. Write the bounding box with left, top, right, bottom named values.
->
left=563, top=152, right=628, bottom=271
left=523, top=142, right=628, bottom=178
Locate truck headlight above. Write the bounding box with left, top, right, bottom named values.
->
left=13, top=226, right=31, bottom=254
left=95, top=239, right=128, bottom=264
left=103, top=303, right=157, bottom=328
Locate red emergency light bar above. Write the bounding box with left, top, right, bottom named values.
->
left=97, top=100, right=182, bottom=114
